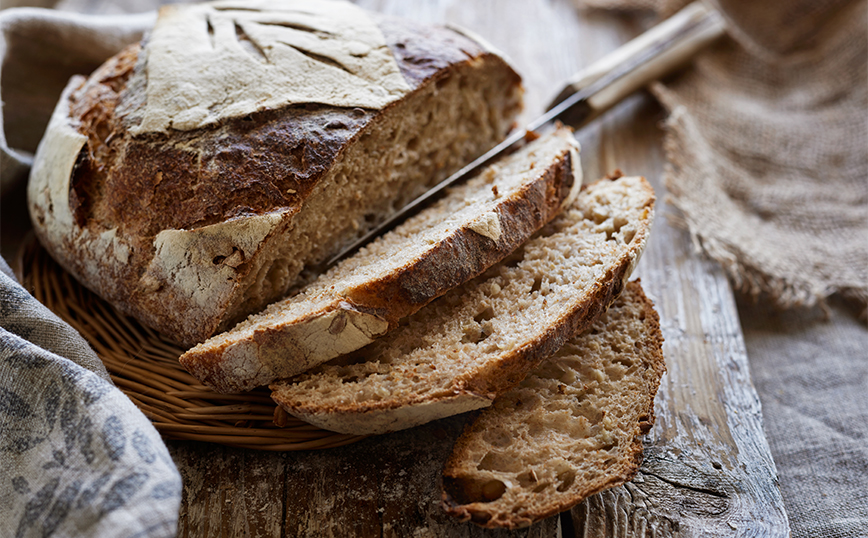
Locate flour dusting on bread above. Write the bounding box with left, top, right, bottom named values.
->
left=133, top=0, right=411, bottom=134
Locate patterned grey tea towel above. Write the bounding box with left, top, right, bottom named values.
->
left=0, top=263, right=181, bottom=538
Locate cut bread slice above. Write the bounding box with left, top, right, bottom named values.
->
left=270, top=174, right=655, bottom=434
left=441, top=280, right=665, bottom=529
left=180, top=128, right=581, bottom=393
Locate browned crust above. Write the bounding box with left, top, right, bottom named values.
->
left=274, top=176, right=656, bottom=419
left=67, top=15, right=503, bottom=237
left=182, top=141, right=576, bottom=393
left=33, top=11, right=522, bottom=345
left=440, top=280, right=667, bottom=529
left=342, top=147, right=575, bottom=318
left=274, top=255, right=630, bottom=417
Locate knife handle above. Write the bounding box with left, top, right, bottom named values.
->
left=325, top=2, right=726, bottom=269
left=548, top=1, right=726, bottom=124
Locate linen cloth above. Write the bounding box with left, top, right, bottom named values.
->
left=577, top=0, right=868, bottom=315
left=738, top=297, right=868, bottom=538
left=0, top=7, right=181, bottom=538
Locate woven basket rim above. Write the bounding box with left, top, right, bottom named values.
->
left=20, top=236, right=365, bottom=451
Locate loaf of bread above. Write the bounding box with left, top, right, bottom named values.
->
left=270, top=174, right=655, bottom=434
left=441, top=280, right=665, bottom=529
left=27, top=0, right=522, bottom=346
left=180, top=128, right=581, bottom=393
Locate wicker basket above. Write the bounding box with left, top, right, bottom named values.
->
left=20, top=238, right=365, bottom=451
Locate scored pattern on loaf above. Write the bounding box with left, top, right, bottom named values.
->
left=133, top=0, right=411, bottom=134
left=270, top=174, right=656, bottom=435
left=180, top=128, right=581, bottom=392
left=441, top=280, right=665, bottom=529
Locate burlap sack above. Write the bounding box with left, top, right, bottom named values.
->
left=576, top=0, right=868, bottom=316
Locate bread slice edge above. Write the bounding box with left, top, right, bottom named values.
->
left=271, top=175, right=656, bottom=434
left=441, top=280, right=666, bottom=529
left=180, top=129, right=581, bottom=392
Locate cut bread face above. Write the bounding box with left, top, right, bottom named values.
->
left=441, top=280, right=665, bottom=529
left=28, top=6, right=523, bottom=346
left=270, top=174, right=656, bottom=434
left=180, top=128, right=582, bottom=393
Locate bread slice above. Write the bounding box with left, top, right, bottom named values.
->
left=270, top=174, right=655, bottom=434
left=28, top=3, right=523, bottom=346
left=441, top=280, right=665, bottom=529
left=180, top=128, right=581, bottom=393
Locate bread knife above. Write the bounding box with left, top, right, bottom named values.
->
left=325, top=0, right=726, bottom=269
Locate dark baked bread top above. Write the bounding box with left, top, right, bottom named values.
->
left=66, top=12, right=509, bottom=255
left=30, top=1, right=523, bottom=345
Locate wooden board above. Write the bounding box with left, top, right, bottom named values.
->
left=51, top=0, right=789, bottom=535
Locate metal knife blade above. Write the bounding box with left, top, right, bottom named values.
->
left=323, top=1, right=725, bottom=270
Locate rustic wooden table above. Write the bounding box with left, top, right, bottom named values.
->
left=158, top=1, right=790, bottom=536
left=22, top=0, right=791, bottom=536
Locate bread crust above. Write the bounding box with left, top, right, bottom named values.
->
left=440, top=280, right=666, bottom=528
left=27, top=7, right=522, bottom=345
left=182, top=130, right=580, bottom=392
left=271, top=176, right=656, bottom=434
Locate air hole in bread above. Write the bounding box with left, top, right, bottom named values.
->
left=477, top=451, right=522, bottom=473
left=592, top=211, right=608, bottom=225
left=605, top=216, right=631, bottom=242
left=470, top=512, right=492, bottom=526
left=482, top=430, right=512, bottom=448
left=556, top=470, right=576, bottom=492
left=517, top=470, right=538, bottom=487
left=612, top=216, right=627, bottom=233
left=572, top=403, right=603, bottom=424
left=444, top=477, right=506, bottom=505
left=605, top=367, right=625, bottom=382
left=474, top=307, right=495, bottom=324
left=461, top=323, right=494, bottom=345
left=481, top=480, right=506, bottom=502
left=531, top=276, right=542, bottom=294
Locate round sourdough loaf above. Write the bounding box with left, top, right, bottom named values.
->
left=27, top=0, right=522, bottom=346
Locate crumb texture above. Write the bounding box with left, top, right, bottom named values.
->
left=270, top=175, right=656, bottom=434
left=441, top=280, right=665, bottom=529
left=181, top=128, right=579, bottom=392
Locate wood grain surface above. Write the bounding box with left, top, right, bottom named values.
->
left=52, top=0, right=790, bottom=536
